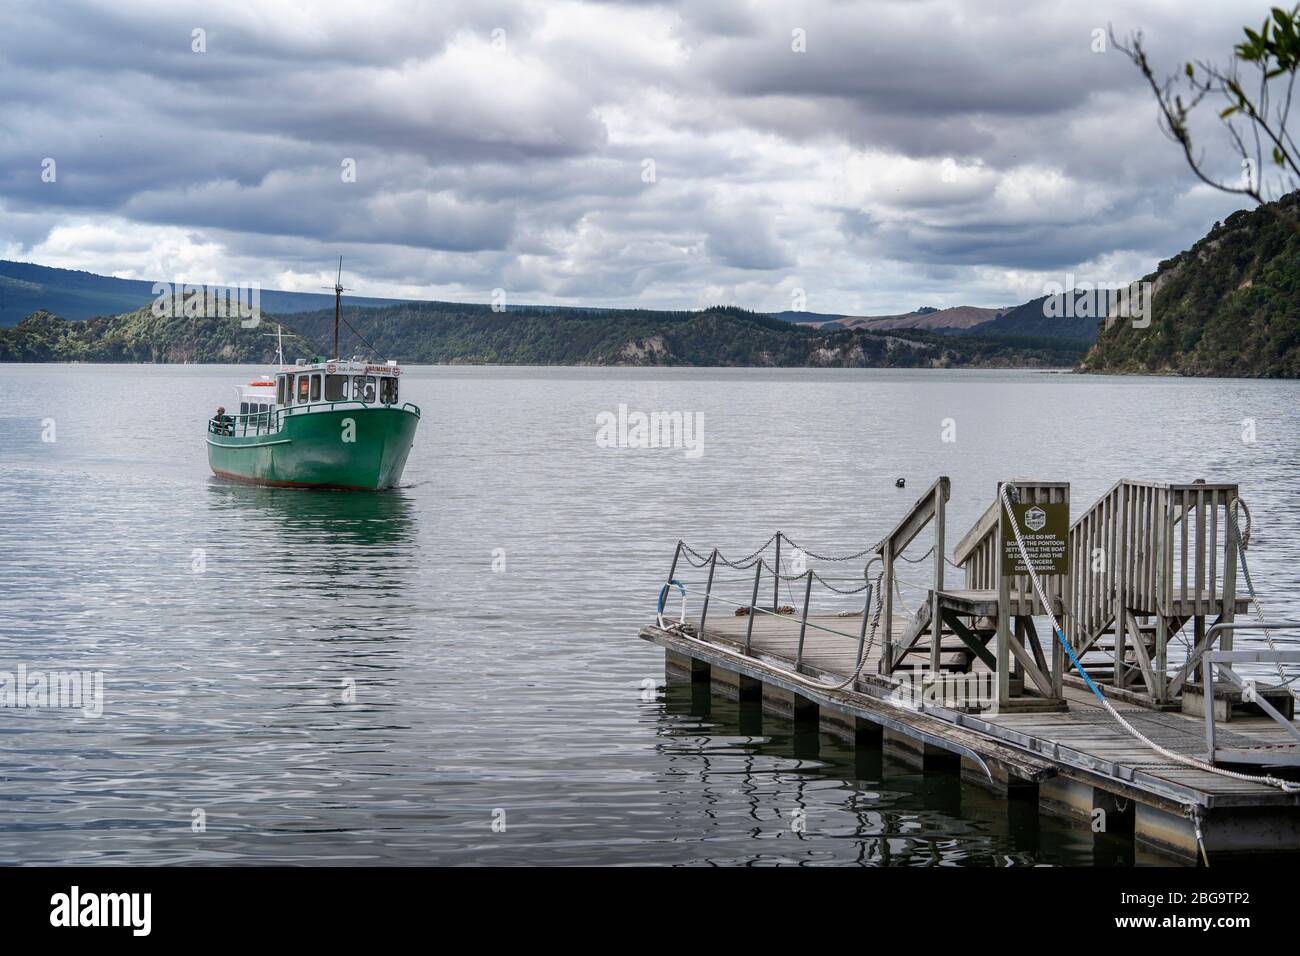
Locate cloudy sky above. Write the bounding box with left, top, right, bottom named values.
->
left=0, top=0, right=1275, bottom=314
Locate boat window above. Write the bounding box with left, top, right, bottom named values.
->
left=297, top=376, right=310, bottom=403
left=380, top=377, right=398, bottom=405
left=310, top=373, right=322, bottom=402
left=240, top=402, right=249, bottom=415
left=353, top=375, right=376, bottom=403
left=325, top=374, right=347, bottom=402
left=278, top=375, right=289, bottom=405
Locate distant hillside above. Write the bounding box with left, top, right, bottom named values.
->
left=769, top=310, right=846, bottom=324
left=0, top=304, right=1083, bottom=368
left=809, top=299, right=1102, bottom=348
left=275, top=301, right=1083, bottom=366
left=0, top=260, right=406, bottom=326
left=823, top=305, right=1009, bottom=331
left=1082, top=193, right=1300, bottom=377
left=964, top=293, right=1101, bottom=346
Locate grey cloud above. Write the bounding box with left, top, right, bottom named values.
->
left=0, top=0, right=1276, bottom=313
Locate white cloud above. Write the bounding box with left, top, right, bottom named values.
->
left=0, top=0, right=1275, bottom=314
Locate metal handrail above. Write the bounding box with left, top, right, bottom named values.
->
left=1201, top=622, right=1300, bottom=765
left=659, top=538, right=877, bottom=677
left=207, top=399, right=422, bottom=438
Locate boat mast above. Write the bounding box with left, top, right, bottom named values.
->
left=333, top=256, right=343, bottom=361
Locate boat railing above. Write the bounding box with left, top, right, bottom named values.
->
left=207, top=400, right=422, bottom=438
left=207, top=410, right=281, bottom=438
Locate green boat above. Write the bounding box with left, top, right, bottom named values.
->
left=207, top=359, right=420, bottom=490
left=206, top=264, right=420, bottom=490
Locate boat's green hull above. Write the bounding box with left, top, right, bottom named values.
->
left=207, top=406, right=419, bottom=490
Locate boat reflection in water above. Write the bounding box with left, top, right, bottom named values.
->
left=205, top=480, right=422, bottom=616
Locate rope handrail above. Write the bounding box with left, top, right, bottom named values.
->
left=656, top=567, right=888, bottom=693
left=677, top=531, right=888, bottom=571
left=684, top=554, right=876, bottom=587
left=667, top=583, right=867, bottom=643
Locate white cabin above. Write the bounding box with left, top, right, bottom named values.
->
left=272, top=359, right=403, bottom=409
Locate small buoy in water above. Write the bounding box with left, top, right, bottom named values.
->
left=895, top=478, right=906, bottom=488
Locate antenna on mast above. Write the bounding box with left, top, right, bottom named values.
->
left=262, top=323, right=301, bottom=366
left=322, top=256, right=350, bottom=361
left=263, top=324, right=285, bottom=366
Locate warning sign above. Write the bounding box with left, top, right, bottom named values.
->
left=1001, top=501, right=1069, bottom=575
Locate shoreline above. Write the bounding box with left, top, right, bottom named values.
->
left=3, top=360, right=1297, bottom=380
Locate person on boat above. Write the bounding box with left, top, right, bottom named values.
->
left=214, top=405, right=234, bottom=436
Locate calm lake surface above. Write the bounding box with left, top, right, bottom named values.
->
left=1, top=364, right=1298, bottom=866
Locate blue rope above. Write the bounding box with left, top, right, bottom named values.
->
left=1052, top=624, right=1106, bottom=701
left=657, top=579, right=685, bottom=615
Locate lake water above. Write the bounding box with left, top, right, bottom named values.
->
left=1, top=364, right=1297, bottom=866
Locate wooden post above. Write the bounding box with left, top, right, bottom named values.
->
left=1190, top=615, right=1205, bottom=686
left=1156, top=491, right=1173, bottom=702
left=1154, top=616, right=1169, bottom=702
left=996, top=485, right=1012, bottom=706
left=1053, top=483, right=1068, bottom=698
left=744, top=558, right=762, bottom=656
left=1013, top=616, right=1026, bottom=680
left=1222, top=495, right=1238, bottom=657
left=795, top=570, right=814, bottom=673
left=1114, top=483, right=1128, bottom=689
left=773, top=533, right=781, bottom=611
left=998, top=569, right=1012, bottom=706
left=931, top=485, right=945, bottom=674
left=699, top=549, right=718, bottom=636
left=881, top=539, right=894, bottom=674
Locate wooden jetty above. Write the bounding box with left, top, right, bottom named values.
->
left=640, top=477, right=1300, bottom=862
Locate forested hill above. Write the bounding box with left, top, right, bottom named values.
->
left=1081, top=192, right=1300, bottom=377
left=283, top=301, right=1080, bottom=366
left=0, top=303, right=1081, bottom=368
